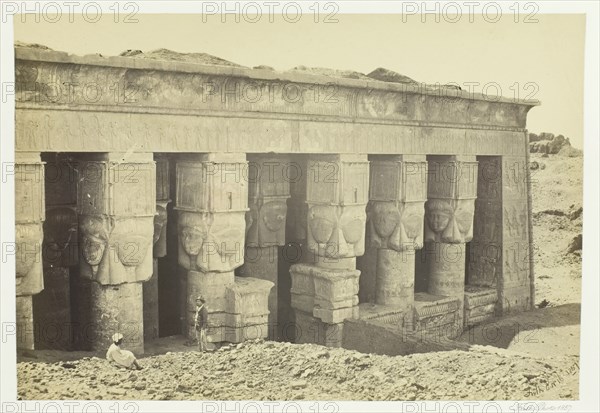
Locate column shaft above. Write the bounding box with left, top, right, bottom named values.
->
left=290, top=154, right=369, bottom=347
left=238, top=155, right=290, bottom=340
left=78, top=152, right=156, bottom=353
left=176, top=153, right=273, bottom=345
left=15, top=152, right=45, bottom=350
left=365, top=155, right=427, bottom=316
left=425, top=155, right=478, bottom=332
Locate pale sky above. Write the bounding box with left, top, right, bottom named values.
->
left=14, top=13, right=585, bottom=148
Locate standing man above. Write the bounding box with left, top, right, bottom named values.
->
left=194, top=296, right=209, bottom=352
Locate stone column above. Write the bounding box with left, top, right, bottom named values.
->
left=364, top=155, right=428, bottom=314
left=290, top=154, right=369, bottom=347
left=424, top=155, right=478, bottom=333
left=143, top=155, right=171, bottom=341
left=465, top=157, right=502, bottom=326
left=15, top=152, right=45, bottom=350
left=77, top=153, right=156, bottom=354
left=238, top=155, right=290, bottom=340
left=176, top=153, right=273, bottom=345
left=35, top=154, right=79, bottom=350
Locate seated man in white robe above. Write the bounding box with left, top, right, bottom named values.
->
left=106, top=333, right=142, bottom=370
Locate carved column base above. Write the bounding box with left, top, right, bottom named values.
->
left=143, top=259, right=160, bottom=341
left=213, top=277, right=273, bottom=344
left=426, top=242, right=466, bottom=329
left=16, top=295, right=34, bottom=351
left=290, top=263, right=359, bottom=346
left=237, top=246, right=279, bottom=340
left=89, top=282, right=144, bottom=355
left=375, top=249, right=415, bottom=311
left=32, top=267, right=71, bottom=350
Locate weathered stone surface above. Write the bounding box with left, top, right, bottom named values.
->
left=313, top=305, right=359, bottom=324
left=293, top=310, right=343, bottom=347
left=290, top=263, right=360, bottom=325
left=237, top=246, right=279, bottom=338
left=500, top=157, right=533, bottom=314
left=367, top=67, right=418, bottom=85
left=16, top=295, right=34, bottom=350
left=15, top=222, right=44, bottom=296
left=413, top=293, right=461, bottom=339
left=77, top=153, right=155, bottom=285
left=464, top=286, right=498, bottom=327
left=178, top=211, right=246, bottom=272
left=245, top=155, right=291, bottom=247
left=425, top=242, right=467, bottom=328
left=79, top=215, right=154, bottom=285
left=15, top=48, right=537, bottom=145
left=226, top=277, right=273, bottom=316
left=15, top=153, right=45, bottom=301
left=375, top=249, right=415, bottom=309
left=425, top=156, right=478, bottom=244
left=88, top=281, right=144, bottom=354
left=176, top=154, right=248, bottom=274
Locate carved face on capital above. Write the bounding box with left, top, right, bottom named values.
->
left=425, top=200, right=453, bottom=234
left=262, top=201, right=287, bottom=233
left=368, top=201, right=424, bottom=250
left=80, top=216, right=109, bottom=267
left=202, top=212, right=246, bottom=271
left=307, top=204, right=366, bottom=258
left=179, top=213, right=210, bottom=257
left=111, top=218, right=153, bottom=267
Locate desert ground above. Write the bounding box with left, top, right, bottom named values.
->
left=16, top=150, right=583, bottom=401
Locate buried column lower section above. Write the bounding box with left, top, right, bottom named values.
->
left=16, top=295, right=34, bottom=351
left=375, top=249, right=415, bottom=311
left=89, top=281, right=144, bottom=354
left=426, top=242, right=467, bottom=330
left=143, top=259, right=160, bottom=341
left=185, top=270, right=234, bottom=342
left=237, top=246, right=279, bottom=340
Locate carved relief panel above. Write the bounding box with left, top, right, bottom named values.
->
left=15, top=154, right=45, bottom=296
left=16, top=222, right=44, bottom=296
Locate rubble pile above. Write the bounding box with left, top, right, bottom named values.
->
left=18, top=340, right=578, bottom=401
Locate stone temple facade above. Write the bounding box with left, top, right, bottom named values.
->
left=14, top=45, right=537, bottom=354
